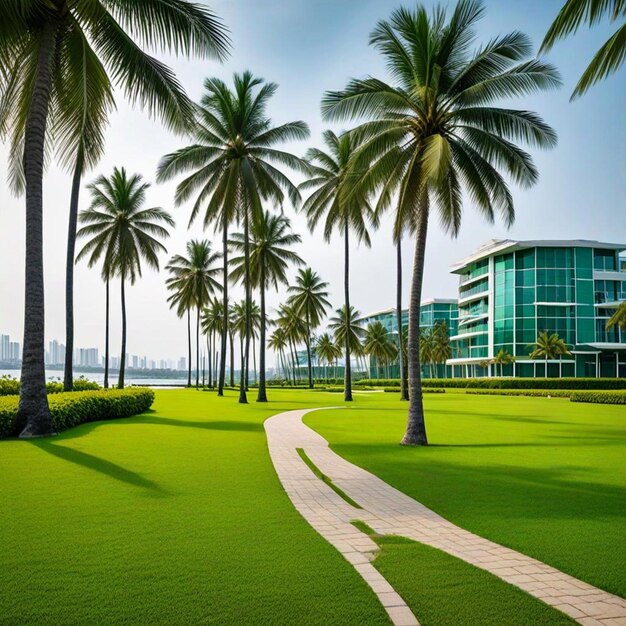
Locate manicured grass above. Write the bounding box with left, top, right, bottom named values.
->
left=305, top=391, right=626, bottom=598
left=373, top=535, right=573, bottom=625
left=0, top=389, right=389, bottom=625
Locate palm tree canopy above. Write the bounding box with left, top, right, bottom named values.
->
left=321, top=0, right=561, bottom=240
left=529, top=331, right=572, bottom=359
left=541, top=0, right=625, bottom=98
left=166, top=239, right=222, bottom=316
left=364, top=321, right=397, bottom=364
left=300, top=129, right=376, bottom=245
left=0, top=1, right=230, bottom=190
left=231, top=299, right=261, bottom=338
left=287, top=268, right=332, bottom=329
left=275, top=303, right=308, bottom=345
left=328, top=305, right=366, bottom=356
left=494, top=347, right=515, bottom=364
left=229, top=210, right=304, bottom=289
left=201, top=298, right=225, bottom=335
left=268, top=327, right=288, bottom=353
left=76, top=166, right=174, bottom=283
left=157, top=71, right=310, bottom=231
left=316, top=332, right=343, bottom=366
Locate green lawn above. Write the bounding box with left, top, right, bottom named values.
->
left=0, top=389, right=389, bottom=625
left=305, top=391, right=626, bottom=598
left=1, top=388, right=622, bottom=625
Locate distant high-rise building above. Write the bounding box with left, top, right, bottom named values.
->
left=132, top=355, right=139, bottom=369
left=1, top=335, right=9, bottom=361
left=178, top=357, right=187, bottom=371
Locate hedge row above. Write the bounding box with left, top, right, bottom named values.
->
left=0, top=376, right=100, bottom=396
left=354, top=377, right=626, bottom=390
left=0, top=388, right=155, bottom=438
left=384, top=387, right=446, bottom=394
left=570, top=391, right=626, bottom=405
left=465, top=389, right=573, bottom=398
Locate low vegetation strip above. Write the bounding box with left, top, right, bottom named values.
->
left=355, top=377, right=626, bottom=390
left=0, top=376, right=100, bottom=396
left=465, top=389, right=573, bottom=398
left=0, top=388, right=154, bottom=438
left=570, top=390, right=626, bottom=404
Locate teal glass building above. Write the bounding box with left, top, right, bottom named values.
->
left=448, top=240, right=626, bottom=377
left=362, top=299, right=459, bottom=378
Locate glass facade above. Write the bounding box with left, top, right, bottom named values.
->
left=450, top=241, right=626, bottom=377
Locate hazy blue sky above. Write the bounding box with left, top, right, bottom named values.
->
left=0, top=0, right=624, bottom=365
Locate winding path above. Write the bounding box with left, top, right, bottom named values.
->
left=265, top=407, right=626, bottom=626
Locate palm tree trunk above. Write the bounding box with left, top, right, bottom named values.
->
left=252, top=334, right=257, bottom=384
left=104, top=278, right=110, bottom=389
left=402, top=199, right=429, bottom=446
left=63, top=150, right=84, bottom=391
left=17, top=19, right=59, bottom=437
left=187, top=308, right=192, bottom=387
left=207, top=333, right=211, bottom=388
left=229, top=329, right=235, bottom=387
left=195, top=306, right=200, bottom=389
left=257, top=270, right=267, bottom=402
left=118, top=275, right=127, bottom=390
left=396, top=239, right=409, bottom=400
left=343, top=221, right=352, bottom=402
left=306, top=310, right=313, bottom=389
left=290, top=340, right=297, bottom=385
left=239, top=211, right=250, bottom=404
left=218, top=221, right=228, bottom=396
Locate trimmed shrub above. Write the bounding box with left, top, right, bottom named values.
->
left=383, top=387, right=445, bottom=393
left=465, top=389, right=572, bottom=398
left=0, top=376, right=100, bottom=396
left=0, top=388, right=154, bottom=438
left=354, top=377, right=626, bottom=390
left=570, top=391, right=626, bottom=405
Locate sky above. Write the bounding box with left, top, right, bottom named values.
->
left=0, top=0, right=625, bottom=366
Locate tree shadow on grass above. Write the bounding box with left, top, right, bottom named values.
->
left=31, top=440, right=165, bottom=495
left=135, top=416, right=263, bottom=432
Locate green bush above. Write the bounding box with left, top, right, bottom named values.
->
left=569, top=391, right=626, bottom=405
left=465, top=389, right=573, bottom=398
left=0, top=375, right=100, bottom=396
left=383, top=387, right=446, bottom=394
left=354, top=377, right=626, bottom=390
left=0, top=388, right=154, bottom=439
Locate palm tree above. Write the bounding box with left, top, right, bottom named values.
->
left=76, top=167, right=174, bottom=389
left=364, top=321, right=397, bottom=379
left=494, top=347, right=515, bottom=377
left=165, top=239, right=221, bottom=388
left=230, top=211, right=303, bottom=401
left=300, top=130, right=376, bottom=401
left=201, top=298, right=224, bottom=388
left=165, top=274, right=195, bottom=387
left=432, top=320, right=452, bottom=377
left=606, top=301, right=626, bottom=331
left=419, top=328, right=436, bottom=379
left=288, top=268, right=331, bottom=388
left=396, top=239, right=409, bottom=399
left=541, top=0, right=625, bottom=98
left=328, top=306, right=366, bottom=379
left=268, top=327, right=290, bottom=381
left=157, top=72, right=309, bottom=402
left=1, top=1, right=228, bottom=437
left=322, top=1, right=559, bottom=444
left=529, top=331, right=572, bottom=377
left=276, top=303, right=308, bottom=385
left=315, top=333, right=338, bottom=379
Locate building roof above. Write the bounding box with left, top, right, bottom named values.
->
left=450, top=239, right=626, bottom=274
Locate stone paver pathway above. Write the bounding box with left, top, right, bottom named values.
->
left=265, top=408, right=626, bottom=626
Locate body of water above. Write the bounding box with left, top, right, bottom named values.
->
left=0, top=369, right=189, bottom=387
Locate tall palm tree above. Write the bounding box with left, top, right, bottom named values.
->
left=541, top=0, right=625, bottom=98
left=316, top=333, right=343, bottom=380
left=364, top=321, right=397, bottom=379
left=1, top=1, right=228, bottom=437
left=328, top=306, right=366, bottom=378
left=268, top=327, right=290, bottom=381
left=230, top=211, right=303, bottom=401
left=157, top=72, right=309, bottom=402
left=165, top=274, right=195, bottom=387
left=276, top=303, right=308, bottom=385
left=165, top=239, right=221, bottom=388
left=288, top=268, right=331, bottom=388
left=76, top=167, right=174, bottom=389
left=432, top=320, right=452, bottom=377
left=494, top=347, right=515, bottom=377
left=322, top=1, right=559, bottom=444
left=300, top=130, right=376, bottom=400
left=529, top=331, right=572, bottom=377
left=201, top=298, right=224, bottom=388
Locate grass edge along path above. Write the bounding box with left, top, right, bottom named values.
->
left=304, top=392, right=626, bottom=599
